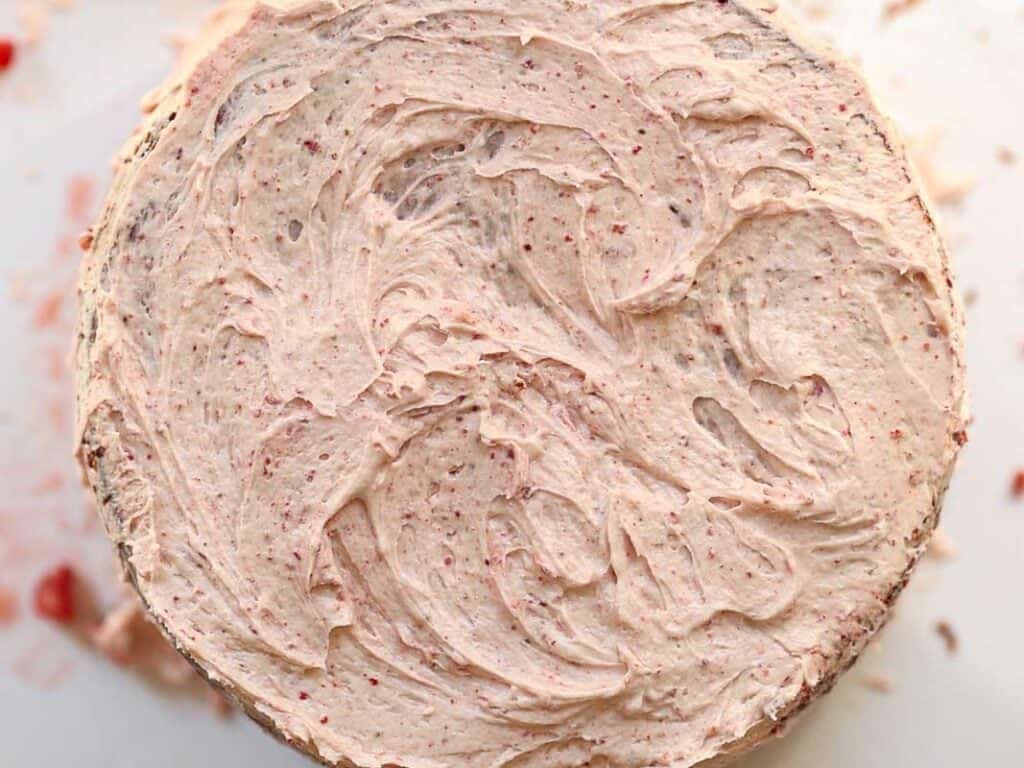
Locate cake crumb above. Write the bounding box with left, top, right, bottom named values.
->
left=934, top=621, right=959, bottom=655
left=883, top=0, right=925, bottom=21
left=0, top=586, right=18, bottom=627
left=926, top=528, right=957, bottom=561
left=996, top=146, right=1016, bottom=166
left=910, top=130, right=975, bottom=206
left=0, top=38, right=16, bottom=72
left=1011, top=470, right=1024, bottom=500
left=962, top=288, right=978, bottom=308
left=861, top=674, right=894, bottom=693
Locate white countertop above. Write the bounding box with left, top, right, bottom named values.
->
left=1, top=1, right=1021, bottom=766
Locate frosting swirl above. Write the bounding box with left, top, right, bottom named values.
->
left=76, top=1, right=967, bottom=766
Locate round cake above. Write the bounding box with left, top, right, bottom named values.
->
left=75, top=1, right=967, bottom=766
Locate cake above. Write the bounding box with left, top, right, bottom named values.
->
left=75, top=1, right=967, bottom=766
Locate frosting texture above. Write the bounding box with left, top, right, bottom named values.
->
left=76, top=1, right=966, bottom=766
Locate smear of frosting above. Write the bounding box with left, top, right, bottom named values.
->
left=75, top=2, right=966, bottom=766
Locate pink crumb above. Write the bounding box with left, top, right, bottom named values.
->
left=0, top=586, right=19, bottom=627
left=65, top=176, right=95, bottom=223
left=33, top=290, right=64, bottom=329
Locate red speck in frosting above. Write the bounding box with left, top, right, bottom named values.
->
left=838, top=103, right=848, bottom=112
left=0, top=39, right=15, bottom=73
left=1011, top=470, right=1024, bottom=499
left=369, top=677, right=380, bottom=686
left=303, top=139, right=321, bottom=154
left=33, top=565, right=76, bottom=624
left=631, top=145, right=643, bottom=154
left=890, top=429, right=904, bottom=441
left=320, top=716, right=329, bottom=724
left=805, top=147, right=816, bottom=159
left=952, top=430, right=968, bottom=446
left=299, top=691, right=310, bottom=700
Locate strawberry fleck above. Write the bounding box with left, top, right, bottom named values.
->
left=369, top=677, right=380, bottom=686
left=299, top=691, right=310, bottom=700
left=303, top=139, right=321, bottom=154
left=34, top=564, right=76, bottom=624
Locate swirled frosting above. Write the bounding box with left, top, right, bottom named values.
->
left=75, top=1, right=967, bottom=766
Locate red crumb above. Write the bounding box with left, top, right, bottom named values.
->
left=33, top=290, right=64, bottom=329
left=0, top=587, right=18, bottom=627
left=34, top=564, right=77, bottom=624
left=890, top=429, right=904, bottom=441
left=78, top=230, right=95, bottom=251
left=368, top=677, right=380, bottom=686
left=952, top=430, right=968, bottom=447
left=320, top=716, right=329, bottom=724
left=0, top=38, right=15, bottom=72
left=299, top=691, right=310, bottom=700
left=302, top=139, right=321, bottom=154
left=65, top=176, right=95, bottom=223
left=934, top=621, right=959, bottom=655
left=1011, top=470, right=1024, bottom=500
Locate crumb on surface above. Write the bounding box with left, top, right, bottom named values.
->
left=861, top=674, right=894, bottom=693
left=882, top=0, right=925, bottom=22
left=1011, top=470, right=1024, bottom=500
left=934, top=621, right=959, bottom=655
left=0, top=586, right=19, bottom=626
left=926, top=528, right=957, bottom=561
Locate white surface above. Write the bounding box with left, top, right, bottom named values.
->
left=1, top=1, right=1022, bottom=766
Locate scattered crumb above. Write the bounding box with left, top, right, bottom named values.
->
left=0, top=38, right=16, bottom=73
left=0, top=586, right=18, bottom=627
left=996, top=146, right=1016, bottom=166
left=15, top=0, right=80, bottom=45
left=16, top=2, right=51, bottom=45
left=883, top=0, right=925, bottom=22
left=962, top=288, right=978, bottom=308
left=1011, top=470, right=1024, bottom=500
left=33, top=290, right=65, bottom=329
left=65, top=175, right=95, bottom=223
left=33, top=564, right=77, bottom=624
left=790, top=0, right=833, bottom=22
left=926, top=528, right=957, bottom=561
left=861, top=674, right=894, bottom=693
left=910, top=130, right=975, bottom=206
left=206, top=689, right=236, bottom=719
left=934, top=621, right=959, bottom=655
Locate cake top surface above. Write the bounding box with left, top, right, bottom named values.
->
left=76, top=2, right=966, bottom=766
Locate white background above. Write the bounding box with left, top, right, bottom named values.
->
left=1, top=1, right=1021, bottom=766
